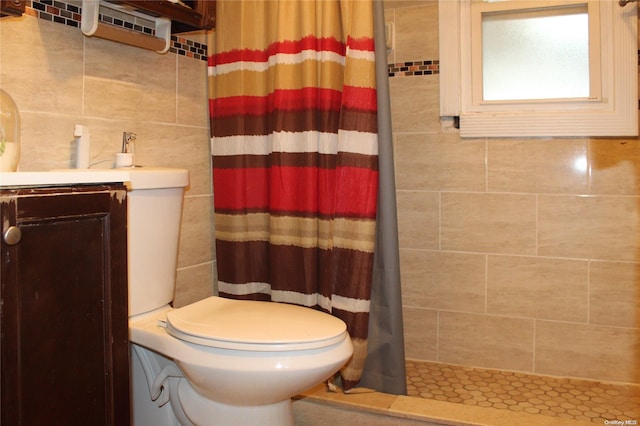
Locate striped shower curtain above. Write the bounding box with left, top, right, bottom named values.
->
left=208, top=0, right=378, bottom=391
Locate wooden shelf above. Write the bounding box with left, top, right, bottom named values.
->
left=0, top=0, right=25, bottom=17
left=0, top=0, right=214, bottom=32
left=113, top=0, right=215, bottom=33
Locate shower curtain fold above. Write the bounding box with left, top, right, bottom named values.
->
left=208, top=0, right=403, bottom=392
left=358, top=0, right=407, bottom=396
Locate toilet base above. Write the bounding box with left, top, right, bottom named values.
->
left=133, top=345, right=296, bottom=426
left=178, top=379, right=294, bottom=426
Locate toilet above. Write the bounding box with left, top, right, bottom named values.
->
left=124, top=167, right=353, bottom=426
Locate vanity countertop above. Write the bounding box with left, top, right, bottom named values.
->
left=0, top=169, right=130, bottom=188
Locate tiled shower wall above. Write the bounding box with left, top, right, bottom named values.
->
left=385, top=0, right=639, bottom=385
left=0, top=2, right=215, bottom=307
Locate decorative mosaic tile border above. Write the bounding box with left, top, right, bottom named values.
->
left=26, top=0, right=81, bottom=26
left=390, top=52, right=640, bottom=78
left=25, top=0, right=208, bottom=60
left=388, top=60, right=439, bottom=77
left=172, top=36, right=207, bottom=60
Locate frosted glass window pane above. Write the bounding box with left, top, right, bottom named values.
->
left=482, top=5, right=590, bottom=101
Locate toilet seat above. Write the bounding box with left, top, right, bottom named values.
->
left=164, top=296, right=348, bottom=352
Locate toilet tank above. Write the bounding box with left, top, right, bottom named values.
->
left=126, top=168, right=189, bottom=316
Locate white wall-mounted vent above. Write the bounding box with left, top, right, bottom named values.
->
left=81, top=0, right=171, bottom=54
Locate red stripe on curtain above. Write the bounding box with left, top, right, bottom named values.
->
left=210, top=35, right=346, bottom=66
left=212, top=168, right=269, bottom=210
left=332, top=167, right=379, bottom=217
left=346, top=36, right=375, bottom=52
left=341, top=86, right=378, bottom=112
left=213, top=87, right=375, bottom=118
left=213, top=88, right=343, bottom=117
left=214, top=166, right=378, bottom=217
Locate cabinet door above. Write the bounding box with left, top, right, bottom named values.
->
left=194, top=0, right=215, bottom=30
left=0, top=186, right=130, bottom=426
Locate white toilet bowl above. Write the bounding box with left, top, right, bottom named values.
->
left=130, top=296, right=353, bottom=426
left=118, top=168, right=352, bottom=425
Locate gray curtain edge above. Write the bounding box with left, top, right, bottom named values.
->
left=358, top=0, right=408, bottom=396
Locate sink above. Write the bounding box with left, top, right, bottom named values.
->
left=0, top=169, right=131, bottom=187
left=0, top=167, right=189, bottom=189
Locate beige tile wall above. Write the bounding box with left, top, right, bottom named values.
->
left=0, top=14, right=215, bottom=307
left=385, top=1, right=640, bottom=384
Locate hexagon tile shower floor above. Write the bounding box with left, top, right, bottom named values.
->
left=406, top=360, right=639, bottom=424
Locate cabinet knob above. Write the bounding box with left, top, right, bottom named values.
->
left=3, top=226, right=21, bottom=245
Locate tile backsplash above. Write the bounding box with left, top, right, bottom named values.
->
left=0, top=11, right=215, bottom=308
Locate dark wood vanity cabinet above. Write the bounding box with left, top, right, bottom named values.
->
left=0, top=0, right=25, bottom=17
left=0, top=185, right=130, bottom=425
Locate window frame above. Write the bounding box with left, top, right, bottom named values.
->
left=439, top=0, right=638, bottom=137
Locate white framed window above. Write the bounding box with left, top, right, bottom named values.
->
left=439, top=0, right=638, bottom=137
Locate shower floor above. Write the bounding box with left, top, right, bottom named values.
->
left=406, top=359, right=640, bottom=424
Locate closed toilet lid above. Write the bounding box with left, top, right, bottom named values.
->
left=164, top=296, right=348, bottom=351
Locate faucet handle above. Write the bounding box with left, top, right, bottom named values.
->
left=121, top=132, right=137, bottom=153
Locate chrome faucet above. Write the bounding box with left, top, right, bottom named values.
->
left=122, top=131, right=137, bottom=154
